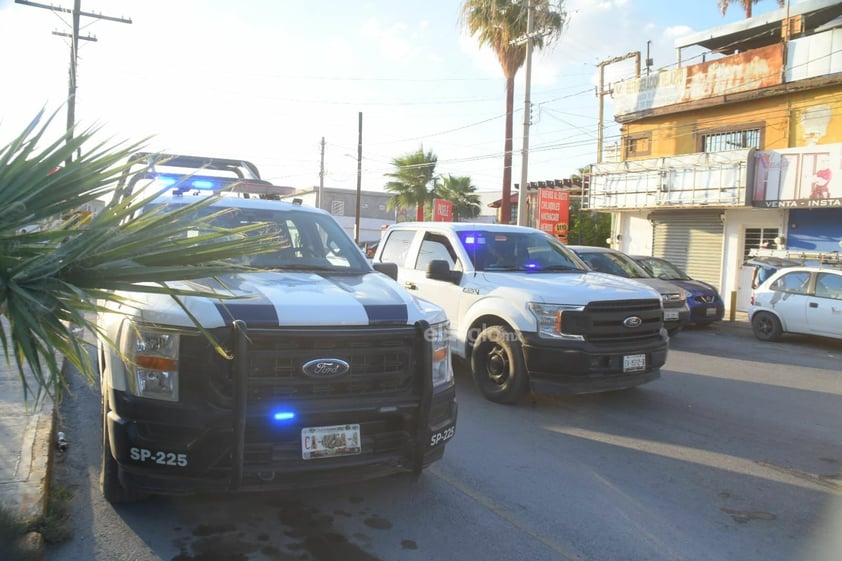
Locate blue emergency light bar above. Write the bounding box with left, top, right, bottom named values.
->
left=153, top=173, right=233, bottom=194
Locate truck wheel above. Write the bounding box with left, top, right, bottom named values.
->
left=751, top=311, right=782, bottom=341
left=470, top=325, right=528, bottom=404
left=100, top=398, right=147, bottom=504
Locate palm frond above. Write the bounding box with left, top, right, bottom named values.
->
left=0, top=113, right=289, bottom=404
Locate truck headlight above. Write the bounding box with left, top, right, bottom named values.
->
left=122, top=324, right=180, bottom=401
left=527, top=303, right=586, bottom=340
left=429, top=321, right=453, bottom=389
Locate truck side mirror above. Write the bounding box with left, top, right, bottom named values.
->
left=427, top=259, right=462, bottom=284
left=373, top=262, right=398, bottom=281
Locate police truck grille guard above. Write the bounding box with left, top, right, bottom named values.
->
left=209, top=321, right=435, bottom=490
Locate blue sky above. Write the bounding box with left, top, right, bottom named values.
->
left=0, top=0, right=803, bottom=194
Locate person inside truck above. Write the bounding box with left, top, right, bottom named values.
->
left=488, top=239, right=517, bottom=269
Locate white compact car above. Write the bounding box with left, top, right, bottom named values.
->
left=749, top=266, right=842, bottom=341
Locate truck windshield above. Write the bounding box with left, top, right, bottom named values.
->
left=144, top=202, right=371, bottom=273
left=458, top=230, right=586, bottom=272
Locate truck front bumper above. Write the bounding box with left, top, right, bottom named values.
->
left=106, top=384, right=457, bottom=495
left=520, top=334, right=668, bottom=394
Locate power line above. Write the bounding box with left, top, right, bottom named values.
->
left=16, top=0, right=131, bottom=164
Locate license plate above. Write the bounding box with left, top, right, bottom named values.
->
left=706, top=308, right=717, bottom=316
left=623, top=354, right=646, bottom=373
left=664, top=310, right=679, bottom=321
left=301, top=424, right=361, bottom=460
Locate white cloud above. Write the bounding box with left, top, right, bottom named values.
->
left=459, top=33, right=503, bottom=79
left=360, top=17, right=423, bottom=62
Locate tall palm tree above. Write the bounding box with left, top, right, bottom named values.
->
left=384, top=147, right=438, bottom=221
left=1, top=111, right=281, bottom=404
left=718, top=0, right=784, bottom=18
left=435, top=175, right=482, bottom=222
left=460, top=0, right=566, bottom=224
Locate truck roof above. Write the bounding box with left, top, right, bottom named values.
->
left=387, top=222, right=544, bottom=235
left=149, top=193, right=329, bottom=215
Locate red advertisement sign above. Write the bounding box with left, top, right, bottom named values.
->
left=432, top=199, right=453, bottom=222
left=537, top=189, right=569, bottom=241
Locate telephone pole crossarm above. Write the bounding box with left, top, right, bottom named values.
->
left=16, top=0, right=132, bottom=164
left=595, top=51, right=640, bottom=164
left=15, top=0, right=132, bottom=24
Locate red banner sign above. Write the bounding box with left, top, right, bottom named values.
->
left=432, top=199, right=453, bottom=222
left=537, top=189, right=569, bottom=242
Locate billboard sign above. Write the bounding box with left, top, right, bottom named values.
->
left=432, top=198, right=453, bottom=222
left=537, top=189, right=570, bottom=241
left=752, top=143, right=842, bottom=208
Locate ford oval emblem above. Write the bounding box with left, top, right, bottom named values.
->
left=623, top=316, right=643, bottom=328
left=302, top=358, right=350, bottom=378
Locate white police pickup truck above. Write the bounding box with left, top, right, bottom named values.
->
left=372, top=222, right=669, bottom=404
left=97, top=154, right=456, bottom=502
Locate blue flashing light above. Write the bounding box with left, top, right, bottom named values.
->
left=524, top=261, right=540, bottom=270
left=191, top=179, right=215, bottom=190
left=154, top=174, right=223, bottom=192
left=273, top=411, right=296, bottom=422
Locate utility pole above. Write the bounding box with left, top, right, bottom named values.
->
left=318, top=137, right=325, bottom=210
left=16, top=0, right=132, bottom=164
left=354, top=112, right=363, bottom=244
left=596, top=52, right=640, bottom=164
left=516, top=0, right=535, bottom=227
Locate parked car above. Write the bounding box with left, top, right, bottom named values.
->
left=567, top=246, right=691, bottom=335
left=749, top=266, right=842, bottom=341
left=631, top=255, right=725, bottom=325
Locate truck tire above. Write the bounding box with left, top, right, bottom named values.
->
left=751, top=311, right=783, bottom=341
left=100, top=397, right=147, bottom=504
left=470, top=325, right=528, bottom=404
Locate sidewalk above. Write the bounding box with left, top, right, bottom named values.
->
left=0, top=352, right=56, bottom=560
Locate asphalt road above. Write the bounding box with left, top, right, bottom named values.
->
left=45, top=324, right=842, bottom=561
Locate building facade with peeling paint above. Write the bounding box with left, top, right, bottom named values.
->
left=587, top=0, right=842, bottom=313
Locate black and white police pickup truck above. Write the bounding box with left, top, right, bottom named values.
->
left=372, top=222, right=669, bottom=404
left=97, top=154, right=456, bottom=502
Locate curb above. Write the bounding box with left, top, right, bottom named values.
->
left=15, top=401, right=54, bottom=561
left=19, top=408, right=54, bottom=526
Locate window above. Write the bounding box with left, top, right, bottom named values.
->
left=770, top=271, right=811, bottom=295
left=416, top=233, right=460, bottom=272
left=743, top=227, right=779, bottom=259
left=379, top=229, right=416, bottom=268
left=331, top=200, right=345, bottom=216
left=700, top=127, right=762, bottom=153
left=815, top=273, right=842, bottom=300
left=624, top=132, right=651, bottom=158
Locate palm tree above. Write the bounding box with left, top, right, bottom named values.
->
left=460, top=0, right=566, bottom=224
left=718, top=0, right=784, bottom=18
left=435, top=175, right=482, bottom=222
left=1, top=111, right=281, bottom=404
left=384, top=147, right=438, bottom=221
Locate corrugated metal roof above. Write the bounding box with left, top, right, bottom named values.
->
left=675, top=0, right=842, bottom=55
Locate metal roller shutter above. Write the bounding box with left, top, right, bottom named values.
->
left=650, top=210, right=724, bottom=290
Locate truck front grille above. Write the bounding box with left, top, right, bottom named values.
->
left=180, top=326, right=420, bottom=405
left=564, top=299, right=663, bottom=343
